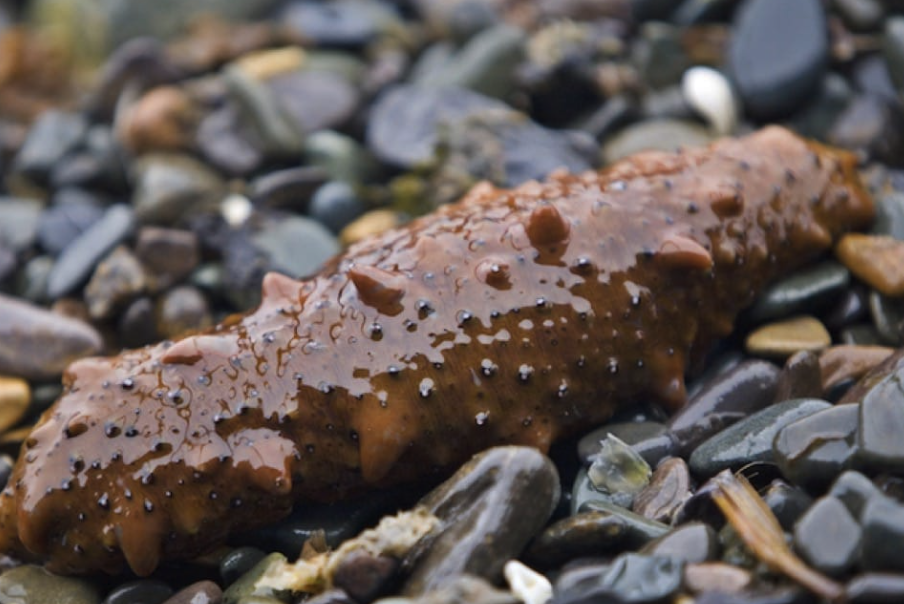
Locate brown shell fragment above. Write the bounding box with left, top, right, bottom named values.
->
left=0, top=127, right=873, bottom=575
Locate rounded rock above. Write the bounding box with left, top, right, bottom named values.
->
left=0, top=564, right=100, bottom=604
left=793, top=495, right=861, bottom=577
left=309, top=181, right=365, bottom=234
left=744, top=315, right=832, bottom=359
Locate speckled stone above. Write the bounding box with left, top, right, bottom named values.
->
left=837, top=233, right=904, bottom=297
left=744, top=316, right=831, bottom=359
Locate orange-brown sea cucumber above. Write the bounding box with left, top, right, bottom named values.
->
left=0, top=126, right=874, bottom=575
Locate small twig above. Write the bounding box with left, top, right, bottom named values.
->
left=711, top=470, right=845, bottom=604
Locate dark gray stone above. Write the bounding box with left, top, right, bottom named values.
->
left=84, top=246, right=148, bottom=320
left=793, top=496, right=861, bottom=577
left=0, top=197, right=42, bottom=254
left=309, top=181, right=365, bottom=234
left=404, top=446, right=559, bottom=596
left=861, top=495, right=904, bottom=571
left=47, top=204, right=135, bottom=299
left=761, top=480, right=814, bottom=532
left=367, top=84, right=507, bottom=168
left=103, top=580, right=173, bottom=604
left=551, top=554, right=683, bottom=604
left=775, top=404, right=859, bottom=491
left=196, top=103, right=266, bottom=176
left=641, top=522, right=719, bottom=564
left=747, top=261, right=850, bottom=323
left=872, top=192, right=904, bottom=240
left=0, top=292, right=103, bottom=379
left=134, top=227, right=200, bottom=289
left=668, top=359, right=780, bottom=456
left=829, top=94, right=904, bottom=168
left=248, top=166, right=328, bottom=212
left=131, top=154, right=225, bottom=225
left=280, top=0, right=399, bottom=48
left=846, top=573, right=904, bottom=604
left=36, top=196, right=104, bottom=256
left=885, top=16, right=904, bottom=95
left=689, top=398, right=831, bottom=477
left=250, top=215, right=340, bottom=279
left=155, top=285, right=211, bottom=339
left=729, top=0, right=828, bottom=119
left=869, top=290, right=904, bottom=345
left=13, top=111, right=88, bottom=183
left=835, top=0, right=884, bottom=32
left=773, top=351, right=823, bottom=403
left=829, top=470, right=883, bottom=519
left=858, top=357, right=904, bottom=470
left=160, top=581, right=221, bottom=604
left=219, top=547, right=267, bottom=587
left=267, top=69, right=360, bottom=135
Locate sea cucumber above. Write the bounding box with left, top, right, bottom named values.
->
left=0, top=126, right=873, bottom=576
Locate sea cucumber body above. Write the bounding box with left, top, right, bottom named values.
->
left=0, top=127, right=873, bottom=575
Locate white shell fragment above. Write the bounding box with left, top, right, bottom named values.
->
left=504, top=559, right=553, bottom=604
left=682, top=66, right=738, bottom=136
left=221, top=193, right=253, bottom=226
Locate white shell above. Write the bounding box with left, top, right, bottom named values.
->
left=504, top=560, right=553, bottom=604
left=221, top=193, right=253, bottom=227
left=682, top=66, right=738, bottom=136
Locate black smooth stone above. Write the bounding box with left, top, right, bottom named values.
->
left=773, top=351, right=822, bottom=403
left=762, top=480, right=814, bottom=531
left=858, top=356, right=904, bottom=471
left=823, top=286, right=870, bottom=332
left=308, top=181, right=365, bottom=234
left=160, top=581, right=221, bottom=604
left=829, top=94, right=904, bottom=168
left=747, top=261, right=850, bottom=324
left=102, top=580, right=173, bottom=604
left=728, top=0, right=828, bottom=119
left=829, top=470, right=883, bottom=519
left=774, top=404, right=859, bottom=491
left=860, top=495, right=904, bottom=571
left=668, top=359, right=780, bottom=456
left=248, top=166, right=329, bottom=212
left=219, top=547, right=267, bottom=587
left=846, top=573, right=904, bottom=603
left=551, top=554, right=683, bottom=604
left=332, top=552, right=399, bottom=603
left=641, top=521, right=719, bottom=564
left=792, top=495, right=861, bottom=577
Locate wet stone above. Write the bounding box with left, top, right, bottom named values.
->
left=841, top=324, right=884, bottom=347
left=103, top=580, right=173, bottom=604
left=640, top=522, right=719, bottom=564
left=886, top=16, right=904, bottom=95
left=333, top=552, right=399, bottom=603
left=161, top=581, right=221, bottom=604
left=761, top=480, right=814, bottom=531
left=366, top=84, right=507, bottom=168
left=837, top=234, right=904, bottom=297
left=222, top=552, right=287, bottom=604
left=793, top=495, right=861, bottom=577
left=872, top=192, right=904, bottom=240
left=820, top=345, right=893, bottom=394
left=135, top=227, right=200, bottom=289
left=220, top=547, right=268, bottom=587
left=577, top=421, right=668, bottom=463
left=632, top=457, right=692, bottom=524
left=846, top=573, right=904, bottom=604
left=309, top=181, right=365, bottom=234
left=0, top=197, right=43, bottom=254
left=250, top=215, right=340, bottom=279
left=829, top=471, right=884, bottom=519
left=689, top=398, right=831, bottom=477
left=119, top=297, right=159, bottom=348
left=824, top=286, right=869, bottom=332
left=684, top=562, right=752, bottom=595
left=774, top=404, right=860, bottom=492
left=405, top=575, right=518, bottom=604
left=551, top=554, right=683, bottom=604
left=36, top=196, right=104, bottom=257
left=132, top=154, right=225, bottom=225
left=860, top=493, right=904, bottom=571
left=747, top=261, right=850, bottom=324
left=668, top=359, right=780, bottom=456
left=869, top=290, right=904, bottom=346
left=0, top=376, right=29, bottom=433
left=0, top=564, right=100, bottom=604
left=527, top=511, right=634, bottom=569
left=744, top=315, right=831, bottom=359
left=857, top=358, right=904, bottom=471
left=248, top=166, right=328, bottom=212
left=84, top=246, right=148, bottom=320
left=0, top=293, right=103, bottom=379
left=404, top=446, right=559, bottom=596
left=601, top=119, right=713, bottom=165
left=773, top=351, right=822, bottom=403
left=155, top=285, right=212, bottom=340
left=828, top=94, right=904, bottom=168
left=13, top=110, right=88, bottom=183
left=47, top=204, right=136, bottom=299
left=728, top=0, right=827, bottom=119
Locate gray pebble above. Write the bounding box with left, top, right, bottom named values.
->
left=131, top=154, right=225, bottom=225
left=303, top=130, right=379, bottom=184
left=762, top=480, right=814, bottom=531
left=161, top=581, right=221, bottom=604
left=280, top=0, right=399, bottom=48
left=601, top=119, right=713, bottom=165
left=248, top=166, right=329, bottom=212
left=829, top=470, right=883, bottom=519
left=309, top=181, right=365, bottom=234
left=196, top=103, right=266, bottom=177
left=47, top=204, right=135, bottom=299
left=793, top=496, right=861, bottom=577
left=729, top=0, right=828, bottom=119
left=84, top=246, right=148, bottom=320
left=641, top=522, right=719, bottom=564
left=135, top=227, right=200, bottom=289
left=860, top=494, right=904, bottom=571
left=846, top=573, right=904, bottom=604
left=155, top=285, right=212, bottom=339
left=870, top=288, right=904, bottom=346
left=689, top=398, right=831, bottom=477
left=774, top=404, right=859, bottom=491
left=747, top=261, right=850, bottom=324
left=857, top=356, right=904, bottom=470
left=0, top=197, right=43, bottom=254
left=0, top=293, right=103, bottom=379
left=267, top=69, right=360, bottom=135
left=103, top=580, right=173, bottom=604
left=551, top=554, right=683, bottom=604
left=250, top=214, right=340, bottom=279
left=404, top=446, right=559, bottom=596
left=872, top=192, right=904, bottom=240
left=36, top=196, right=104, bottom=256
left=13, top=110, right=88, bottom=183
left=668, top=359, right=780, bottom=456
left=829, top=95, right=904, bottom=168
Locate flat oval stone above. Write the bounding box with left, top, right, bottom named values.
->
left=47, top=204, right=136, bottom=299
left=857, top=357, right=904, bottom=471
left=524, top=511, right=633, bottom=570
left=689, top=398, right=831, bottom=477
left=745, top=316, right=832, bottom=359
left=774, top=404, right=860, bottom=491
left=860, top=495, right=904, bottom=571
left=728, top=0, right=828, bottom=119
left=837, top=233, right=904, bottom=296
left=846, top=573, right=904, bottom=604
left=103, top=580, right=173, bottom=604
left=684, top=562, right=752, bottom=595
left=404, top=446, right=559, bottom=596
left=551, top=554, right=683, bottom=604
left=641, top=522, right=719, bottom=564
left=820, top=345, right=894, bottom=393
left=668, top=359, right=780, bottom=456
left=632, top=457, right=692, bottom=524
left=160, top=581, right=222, bottom=604
left=250, top=215, right=340, bottom=279
left=36, top=197, right=105, bottom=257
left=773, top=350, right=822, bottom=403
left=0, top=293, right=103, bottom=379
left=309, top=181, right=365, bottom=234
left=747, top=261, right=850, bottom=323
left=793, top=495, right=861, bottom=577
left=0, top=564, right=100, bottom=604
